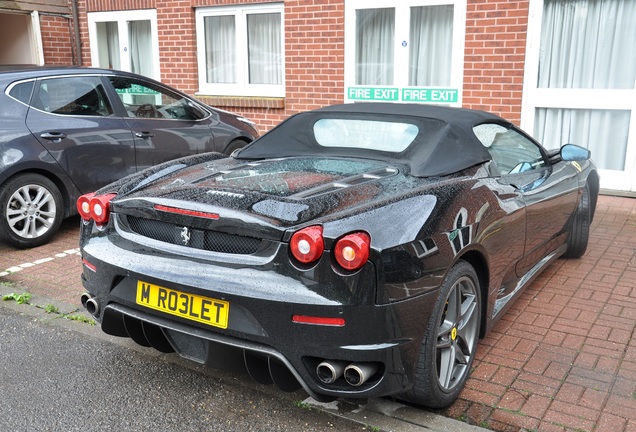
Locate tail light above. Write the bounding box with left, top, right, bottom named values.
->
left=290, top=225, right=324, bottom=264
left=77, top=193, right=116, bottom=226
left=334, top=232, right=370, bottom=271
left=77, top=193, right=95, bottom=221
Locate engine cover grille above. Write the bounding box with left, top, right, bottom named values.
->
left=124, top=215, right=261, bottom=254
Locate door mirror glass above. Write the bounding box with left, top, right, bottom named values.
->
left=561, top=144, right=590, bottom=161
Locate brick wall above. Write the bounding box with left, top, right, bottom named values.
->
left=281, top=1, right=345, bottom=116
left=39, top=14, right=75, bottom=65
left=463, top=0, right=529, bottom=125
left=194, top=0, right=347, bottom=132
left=156, top=1, right=198, bottom=95
left=44, top=0, right=530, bottom=133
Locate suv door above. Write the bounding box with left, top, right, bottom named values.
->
left=25, top=75, right=136, bottom=193
left=106, top=76, right=216, bottom=171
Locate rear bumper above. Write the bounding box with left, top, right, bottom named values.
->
left=80, top=235, right=438, bottom=400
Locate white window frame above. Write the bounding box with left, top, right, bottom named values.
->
left=344, top=0, right=466, bottom=106
left=86, top=10, right=161, bottom=81
left=521, top=0, right=636, bottom=192
left=31, top=11, right=44, bottom=65
left=195, top=3, right=285, bottom=97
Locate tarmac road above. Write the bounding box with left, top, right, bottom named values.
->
left=0, top=217, right=487, bottom=432
left=0, top=301, right=368, bottom=432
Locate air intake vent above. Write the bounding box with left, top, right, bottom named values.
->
left=123, top=215, right=261, bottom=254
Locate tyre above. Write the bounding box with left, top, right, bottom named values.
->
left=0, top=173, right=64, bottom=248
left=224, top=139, right=248, bottom=156
left=404, top=260, right=481, bottom=408
left=563, top=183, right=591, bottom=259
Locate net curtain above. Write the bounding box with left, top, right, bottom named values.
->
left=534, top=0, right=636, bottom=171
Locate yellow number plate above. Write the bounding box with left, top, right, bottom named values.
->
left=136, top=281, right=229, bottom=329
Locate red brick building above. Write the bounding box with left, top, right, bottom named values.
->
left=2, top=0, right=635, bottom=193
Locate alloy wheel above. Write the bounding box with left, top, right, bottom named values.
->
left=435, top=275, right=479, bottom=391
left=6, top=183, right=57, bottom=239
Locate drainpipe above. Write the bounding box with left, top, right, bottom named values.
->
left=72, top=0, right=82, bottom=65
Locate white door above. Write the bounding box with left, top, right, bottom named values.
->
left=521, top=0, right=636, bottom=192
left=87, top=10, right=160, bottom=80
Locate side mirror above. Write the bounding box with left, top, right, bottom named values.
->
left=185, top=101, right=206, bottom=120
left=561, top=144, right=590, bottom=162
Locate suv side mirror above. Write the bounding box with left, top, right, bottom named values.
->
left=561, top=144, right=590, bottom=161
left=185, top=101, right=206, bottom=120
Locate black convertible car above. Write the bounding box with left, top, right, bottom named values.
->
left=78, top=103, right=598, bottom=408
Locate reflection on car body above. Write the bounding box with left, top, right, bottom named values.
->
left=78, top=103, right=599, bottom=408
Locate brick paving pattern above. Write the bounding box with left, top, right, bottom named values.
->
left=1, top=196, right=635, bottom=431
left=444, top=195, right=636, bottom=431
left=0, top=216, right=84, bottom=305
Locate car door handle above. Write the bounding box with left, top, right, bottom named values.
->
left=40, top=132, right=67, bottom=142
left=135, top=131, right=154, bottom=139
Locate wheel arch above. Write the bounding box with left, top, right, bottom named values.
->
left=458, top=249, right=490, bottom=339
left=1, top=167, right=77, bottom=218
left=223, top=137, right=252, bottom=155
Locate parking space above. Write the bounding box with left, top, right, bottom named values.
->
left=0, top=216, right=84, bottom=305
left=1, top=195, right=635, bottom=431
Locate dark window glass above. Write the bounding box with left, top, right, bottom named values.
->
left=109, top=77, right=207, bottom=120
left=37, top=77, right=113, bottom=116
left=8, top=81, right=34, bottom=104
left=474, top=123, right=545, bottom=175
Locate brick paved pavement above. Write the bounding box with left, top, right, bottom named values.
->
left=444, top=195, right=636, bottom=431
left=1, top=195, right=635, bottom=431
left=0, top=216, right=83, bottom=305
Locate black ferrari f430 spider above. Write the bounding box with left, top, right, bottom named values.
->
left=78, top=103, right=598, bottom=408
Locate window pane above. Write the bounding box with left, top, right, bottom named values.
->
left=355, top=8, right=395, bottom=85
left=247, top=13, right=282, bottom=85
left=535, top=108, right=630, bottom=170
left=409, top=5, right=453, bottom=86
left=38, top=77, right=113, bottom=116
left=96, top=21, right=120, bottom=69
left=539, top=0, right=636, bottom=89
left=204, top=15, right=236, bottom=84
left=128, top=20, right=154, bottom=78
left=8, top=81, right=34, bottom=104
left=474, top=124, right=544, bottom=174
left=110, top=77, right=202, bottom=120
left=314, top=119, right=417, bottom=152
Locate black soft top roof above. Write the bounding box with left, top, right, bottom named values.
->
left=236, top=103, right=510, bottom=177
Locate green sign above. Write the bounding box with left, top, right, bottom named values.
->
left=115, top=84, right=159, bottom=95
left=402, top=88, right=458, bottom=103
left=347, top=86, right=458, bottom=103
left=347, top=87, right=399, bottom=101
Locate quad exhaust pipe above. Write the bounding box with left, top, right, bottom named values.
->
left=316, top=360, right=379, bottom=387
left=344, top=362, right=378, bottom=386
left=81, top=292, right=99, bottom=317
left=316, top=360, right=348, bottom=384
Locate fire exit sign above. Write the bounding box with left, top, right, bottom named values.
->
left=347, top=87, right=459, bottom=104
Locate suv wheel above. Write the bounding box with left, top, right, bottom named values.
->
left=0, top=173, right=64, bottom=248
